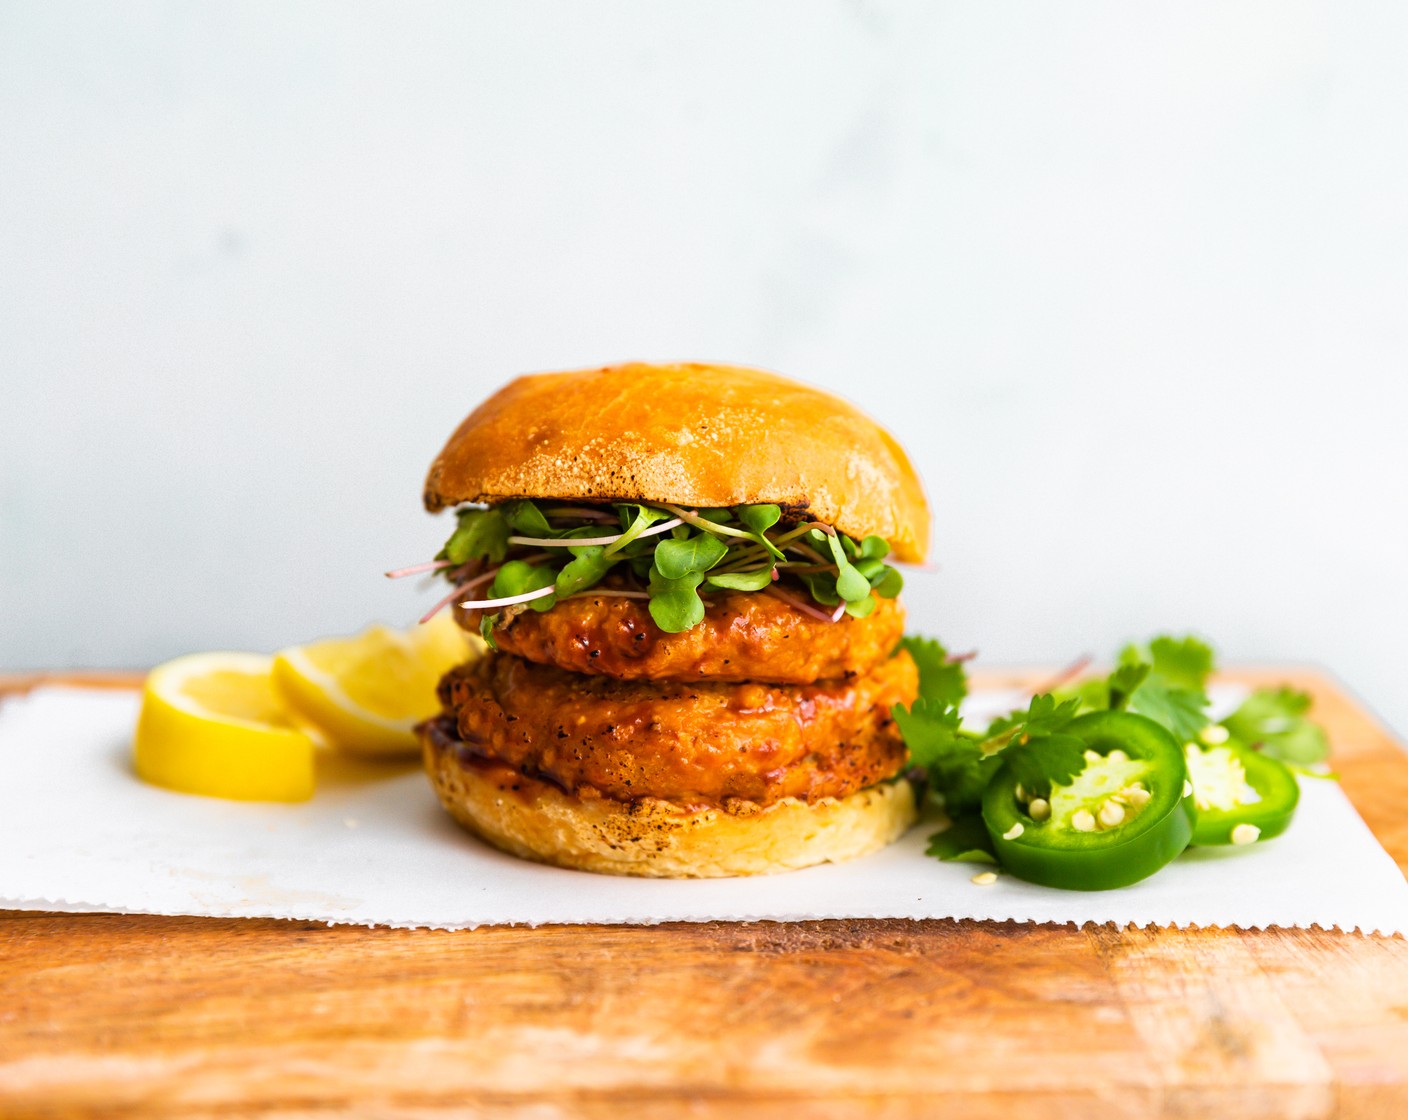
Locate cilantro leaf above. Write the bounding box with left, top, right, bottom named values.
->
left=892, top=697, right=965, bottom=771
left=973, top=693, right=1084, bottom=802
left=898, top=635, right=969, bottom=708
left=990, top=693, right=1082, bottom=742
left=892, top=699, right=997, bottom=815
left=1119, top=634, right=1215, bottom=693
left=1002, top=733, right=1086, bottom=798
left=1097, top=634, right=1214, bottom=742
left=1222, top=687, right=1330, bottom=767
left=1106, top=662, right=1150, bottom=710
left=1127, top=677, right=1209, bottom=743
left=1148, top=635, right=1215, bottom=692
left=926, top=816, right=997, bottom=864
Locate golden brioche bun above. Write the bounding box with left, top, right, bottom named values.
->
left=422, top=726, right=917, bottom=878
left=423, top=361, right=930, bottom=563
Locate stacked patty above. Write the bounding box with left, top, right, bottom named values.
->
left=427, top=587, right=918, bottom=818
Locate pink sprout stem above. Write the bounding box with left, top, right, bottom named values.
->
left=420, top=580, right=473, bottom=624
left=385, top=559, right=452, bottom=579
left=418, top=568, right=496, bottom=624
left=764, top=584, right=839, bottom=623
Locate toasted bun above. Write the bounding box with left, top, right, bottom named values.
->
left=424, top=362, right=930, bottom=563
left=422, top=725, right=917, bottom=878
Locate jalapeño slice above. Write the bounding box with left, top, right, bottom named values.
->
left=1184, top=732, right=1299, bottom=846
left=981, top=710, right=1193, bottom=891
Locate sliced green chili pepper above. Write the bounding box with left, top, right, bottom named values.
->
left=981, top=710, right=1194, bottom=891
left=1183, top=730, right=1299, bottom=846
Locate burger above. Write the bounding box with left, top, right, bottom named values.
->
left=413, top=361, right=930, bottom=877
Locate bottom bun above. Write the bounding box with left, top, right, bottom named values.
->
left=421, top=720, right=917, bottom=878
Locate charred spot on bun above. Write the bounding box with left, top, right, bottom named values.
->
left=413, top=361, right=931, bottom=877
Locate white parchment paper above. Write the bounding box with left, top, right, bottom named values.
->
left=2, top=686, right=1406, bottom=934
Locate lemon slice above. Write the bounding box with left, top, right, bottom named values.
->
left=134, top=652, right=315, bottom=802
left=272, top=614, right=477, bottom=758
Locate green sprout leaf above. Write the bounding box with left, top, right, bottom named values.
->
left=859, top=535, right=890, bottom=561
left=647, top=566, right=706, bottom=632
left=844, top=594, right=877, bottom=619
left=853, top=558, right=885, bottom=581
left=705, top=568, right=775, bottom=592
left=800, top=571, right=840, bottom=607
left=871, top=566, right=903, bottom=598
left=654, top=533, right=729, bottom=579
left=819, top=531, right=871, bottom=602
left=733, top=504, right=786, bottom=561
left=486, top=558, right=558, bottom=613
left=499, top=500, right=554, bottom=537
left=555, top=545, right=614, bottom=598
left=442, top=508, right=511, bottom=566
left=735, top=504, right=782, bottom=534
left=606, top=504, right=667, bottom=556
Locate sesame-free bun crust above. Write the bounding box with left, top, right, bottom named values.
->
left=422, top=719, right=917, bottom=878
left=424, top=362, right=930, bottom=563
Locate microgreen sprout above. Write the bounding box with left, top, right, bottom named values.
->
left=395, top=498, right=906, bottom=639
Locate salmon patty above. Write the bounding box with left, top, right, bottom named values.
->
left=480, top=586, right=905, bottom=684
left=438, top=648, right=918, bottom=809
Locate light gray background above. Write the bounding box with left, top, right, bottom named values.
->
left=2, top=2, right=1405, bottom=737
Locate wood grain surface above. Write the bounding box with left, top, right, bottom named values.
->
left=1, top=667, right=1406, bottom=1119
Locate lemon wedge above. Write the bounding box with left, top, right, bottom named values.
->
left=134, top=652, right=315, bottom=802
left=272, top=614, right=477, bottom=758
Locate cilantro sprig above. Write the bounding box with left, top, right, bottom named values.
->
left=420, top=499, right=905, bottom=641
left=896, top=631, right=1332, bottom=869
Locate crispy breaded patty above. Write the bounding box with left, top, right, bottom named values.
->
left=481, top=587, right=905, bottom=684
left=439, top=649, right=918, bottom=808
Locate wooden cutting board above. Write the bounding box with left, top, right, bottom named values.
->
left=2, top=667, right=1406, bottom=1119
